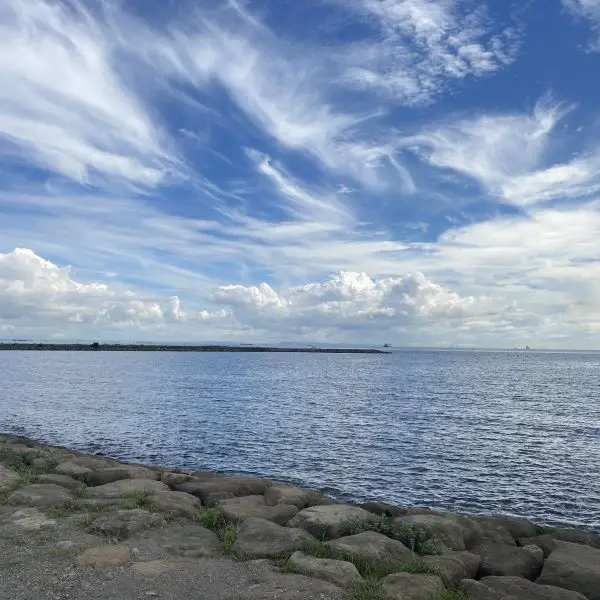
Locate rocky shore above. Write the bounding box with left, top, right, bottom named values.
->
left=1, top=435, right=598, bottom=600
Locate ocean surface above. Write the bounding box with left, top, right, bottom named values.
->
left=2, top=349, right=600, bottom=530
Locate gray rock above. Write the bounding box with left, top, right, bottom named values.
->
left=31, top=457, right=53, bottom=470
left=86, top=478, right=169, bottom=498
left=326, top=531, right=412, bottom=565
left=132, top=523, right=220, bottom=557
left=438, top=512, right=485, bottom=549
left=87, top=509, right=166, bottom=540
left=395, top=514, right=466, bottom=551
left=264, top=485, right=336, bottom=509
left=422, top=551, right=480, bottom=586
left=175, top=475, right=272, bottom=503
left=218, top=495, right=298, bottom=525
left=160, top=471, right=193, bottom=488
left=460, top=579, right=505, bottom=600
left=1, top=443, right=41, bottom=460
left=0, top=465, right=19, bottom=491
left=84, top=466, right=159, bottom=486
left=145, top=491, right=201, bottom=518
left=77, top=544, right=131, bottom=568
left=537, top=540, right=600, bottom=600
left=132, top=559, right=182, bottom=576
left=519, top=534, right=557, bottom=557
left=37, top=473, right=81, bottom=489
left=485, top=515, right=539, bottom=540
left=481, top=575, right=590, bottom=600
left=358, top=501, right=407, bottom=518
left=546, top=527, right=600, bottom=550
left=232, top=517, right=316, bottom=557
left=474, top=517, right=517, bottom=546
left=70, top=455, right=117, bottom=470
left=136, top=523, right=219, bottom=558
left=287, top=504, right=375, bottom=539
left=288, top=551, right=362, bottom=587
left=233, top=573, right=345, bottom=600
left=475, top=543, right=544, bottom=579
left=10, top=507, right=57, bottom=530
left=8, top=483, right=71, bottom=507
left=382, top=572, right=445, bottom=600
left=55, top=461, right=92, bottom=477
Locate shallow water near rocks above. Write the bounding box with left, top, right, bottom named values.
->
left=2, top=349, right=600, bottom=530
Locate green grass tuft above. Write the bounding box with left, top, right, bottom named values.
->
left=220, top=524, right=239, bottom=554
left=193, top=508, right=233, bottom=532
left=350, top=578, right=385, bottom=600
left=70, top=483, right=88, bottom=499
left=48, top=499, right=86, bottom=517
left=0, top=448, right=60, bottom=486
left=338, top=516, right=441, bottom=555
left=397, top=555, right=435, bottom=575
left=121, top=490, right=151, bottom=509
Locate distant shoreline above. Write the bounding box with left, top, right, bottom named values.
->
left=0, top=343, right=386, bottom=354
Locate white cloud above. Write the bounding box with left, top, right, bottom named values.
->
left=563, top=0, right=600, bottom=50
left=0, top=248, right=228, bottom=336
left=401, top=97, right=586, bottom=206
left=213, top=270, right=502, bottom=334
left=336, top=0, right=519, bottom=104
left=0, top=0, right=177, bottom=186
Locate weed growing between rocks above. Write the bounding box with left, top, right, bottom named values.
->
left=48, top=499, right=86, bottom=517
left=220, top=525, right=239, bottom=554
left=70, top=483, right=88, bottom=499
left=122, top=491, right=152, bottom=509
left=193, top=508, right=232, bottom=532
left=339, top=516, right=441, bottom=555
left=349, top=578, right=385, bottom=600
left=0, top=448, right=58, bottom=485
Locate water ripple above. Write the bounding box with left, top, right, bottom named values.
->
left=1, top=349, right=600, bottom=530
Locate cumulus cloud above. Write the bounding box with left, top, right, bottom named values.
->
left=0, top=248, right=227, bottom=336
left=213, top=271, right=502, bottom=334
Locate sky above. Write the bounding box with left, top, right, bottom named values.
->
left=2, top=0, right=600, bottom=348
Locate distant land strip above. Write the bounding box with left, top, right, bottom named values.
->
left=0, top=343, right=386, bottom=354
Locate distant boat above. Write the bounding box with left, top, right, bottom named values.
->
left=383, top=343, right=391, bottom=348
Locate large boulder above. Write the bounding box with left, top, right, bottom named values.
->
left=0, top=465, right=19, bottom=491
left=218, top=495, right=298, bottom=525
left=326, top=531, right=412, bottom=565
left=358, top=501, right=406, bottom=518
left=76, top=544, right=131, bottom=568
left=84, top=466, right=159, bottom=487
left=232, top=517, right=316, bottom=557
left=144, top=491, right=201, bottom=518
left=422, top=551, right=480, bottom=586
left=474, top=517, right=517, bottom=546
left=287, top=551, right=362, bottom=587
left=264, top=485, right=336, bottom=509
left=519, top=534, right=557, bottom=558
left=382, top=572, right=445, bottom=600
left=8, top=484, right=71, bottom=507
left=175, top=475, right=272, bottom=503
left=480, top=575, right=590, bottom=600
left=10, top=507, right=57, bottom=530
left=438, top=512, right=484, bottom=548
left=131, top=523, right=219, bottom=558
left=37, top=473, right=80, bottom=489
left=233, top=573, right=345, bottom=600
left=55, top=461, right=92, bottom=478
left=160, top=471, right=193, bottom=488
left=476, top=543, right=544, bottom=579
left=69, top=456, right=117, bottom=470
left=545, top=527, right=600, bottom=550
left=287, top=504, right=374, bottom=539
left=394, top=514, right=466, bottom=551
left=86, top=478, right=169, bottom=498
left=484, top=515, right=539, bottom=541
left=87, top=509, right=166, bottom=540
left=537, top=540, right=600, bottom=600
left=460, top=579, right=505, bottom=599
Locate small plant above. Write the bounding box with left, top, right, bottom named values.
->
left=0, top=491, right=9, bottom=505
left=49, top=499, right=85, bottom=517
left=437, top=590, right=470, bottom=600
left=122, top=491, right=151, bottom=509
left=70, top=483, right=88, bottom=499
left=338, top=516, right=441, bottom=556
left=350, top=578, right=385, bottom=600
left=398, top=555, right=435, bottom=575
left=193, top=508, right=232, bottom=532
left=220, top=524, right=239, bottom=554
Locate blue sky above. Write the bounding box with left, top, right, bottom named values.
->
left=1, top=0, right=600, bottom=347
